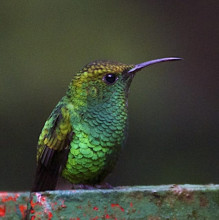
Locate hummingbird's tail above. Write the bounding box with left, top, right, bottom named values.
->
left=31, top=147, right=68, bottom=192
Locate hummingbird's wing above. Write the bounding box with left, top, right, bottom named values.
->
left=32, top=101, right=73, bottom=192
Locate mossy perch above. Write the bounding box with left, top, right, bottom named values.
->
left=0, top=184, right=219, bottom=219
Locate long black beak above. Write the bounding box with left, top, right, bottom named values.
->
left=128, top=57, right=182, bottom=74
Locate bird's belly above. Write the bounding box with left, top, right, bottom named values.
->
left=61, top=135, right=121, bottom=184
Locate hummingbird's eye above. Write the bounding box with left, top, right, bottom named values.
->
left=103, top=74, right=118, bottom=85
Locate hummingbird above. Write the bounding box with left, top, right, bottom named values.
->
left=32, top=57, right=181, bottom=191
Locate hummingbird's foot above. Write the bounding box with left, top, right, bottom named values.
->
left=94, top=182, right=114, bottom=189
left=72, top=184, right=96, bottom=190
left=72, top=183, right=113, bottom=190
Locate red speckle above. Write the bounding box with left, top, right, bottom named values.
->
left=19, top=204, right=27, bottom=218
left=31, top=216, right=35, bottom=220
left=111, top=203, right=124, bottom=212
left=0, top=205, right=6, bottom=217
left=92, top=217, right=99, bottom=220
left=130, top=202, right=133, bottom=207
left=48, top=211, right=53, bottom=220
left=1, top=194, right=19, bottom=202
left=30, top=199, right=39, bottom=209
left=51, top=202, right=56, bottom=210
left=93, top=206, right=99, bottom=211
left=120, top=207, right=124, bottom=212
left=105, top=214, right=110, bottom=219
left=40, top=196, right=46, bottom=202
left=60, top=200, right=67, bottom=208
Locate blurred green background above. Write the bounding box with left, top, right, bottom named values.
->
left=0, top=1, right=218, bottom=191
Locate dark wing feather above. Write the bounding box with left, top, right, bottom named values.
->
left=31, top=102, right=73, bottom=192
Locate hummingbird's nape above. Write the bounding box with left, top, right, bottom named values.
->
left=128, top=57, right=182, bottom=74
left=31, top=56, right=182, bottom=192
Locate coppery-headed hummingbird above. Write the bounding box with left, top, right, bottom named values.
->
left=32, top=57, right=181, bottom=191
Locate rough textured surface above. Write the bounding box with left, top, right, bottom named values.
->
left=0, top=192, right=29, bottom=219
left=1, top=184, right=219, bottom=219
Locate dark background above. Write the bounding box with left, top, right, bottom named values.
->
left=0, top=1, right=218, bottom=190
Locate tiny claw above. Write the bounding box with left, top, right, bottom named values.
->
left=72, top=183, right=113, bottom=190
left=72, top=184, right=96, bottom=190
left=94, top=182, right=114, bottom=189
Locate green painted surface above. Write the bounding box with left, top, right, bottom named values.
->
left=0, top=192, right=29, bottom=219
left=1, top=185, right=219, bottom=219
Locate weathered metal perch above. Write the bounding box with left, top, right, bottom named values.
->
left=0, top=184, right=219, bottom=219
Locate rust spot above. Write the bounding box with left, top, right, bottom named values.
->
left=200, top=195, right=209, bottom=207
left=128, top=191, right=145, bottom=201
left=127, top=206, right=136, bottom=215
left=151, top=192, right=164, bottom=207
left=170, top=185, right=194, bottom=203
left=191, top=210, right=198, bottom=218
left=76, top=205, right=82, bottom=209
left=187, top=210, right=198, bottom=219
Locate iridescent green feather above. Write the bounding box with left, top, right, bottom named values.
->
left=33, top=57, right=181, bottom=191
left=34, top=60, right=134, bottom=190
left=62, top=61, right=134, bottom=184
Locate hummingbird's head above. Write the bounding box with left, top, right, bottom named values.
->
left=67, top=58, right=181, bottom=111
left=67, top=60, right=134, bottom=109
